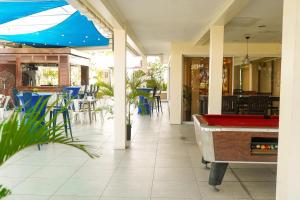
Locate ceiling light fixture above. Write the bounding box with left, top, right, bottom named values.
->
left=243, top=36, right=250, bottom=65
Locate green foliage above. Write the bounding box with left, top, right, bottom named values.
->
left=43, top=70, right=58, bottom=81
left=96, top=81, right=114, bottom=98
left=94, top=69, right=103, bottom=84
left=161, top=83, right=167, bottom=91
left=0, top=99, right=97, bottom=199
left=146, top=62, right=167, bottom=90
left=96, top=70, right=150, bottom=124
left=0, top=185, right=11, bottom=199
left=95, top=82, right=114, bottom=119
left=126, top=70, right=150, bottom=124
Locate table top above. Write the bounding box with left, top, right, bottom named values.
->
left=137, top=88, right=152, bottom=92
left=17, top=93, right=52, bottom=97
left=64, top=86, right=81, bottom=89
left=79, top=99, right=96, bottom=102
left=197, top=114, right=279, bottom=128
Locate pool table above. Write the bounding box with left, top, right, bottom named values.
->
left=193, top=114, right=279, bottom=189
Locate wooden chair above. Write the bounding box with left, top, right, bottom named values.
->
left=199, top=95, right=208, bottom=115
left=257, top=92, right=271, bottom=96
left=222, top=96, right=238, bottom=114
left=247, top=96, right=269, bottom=115
left=233, top=89, right=243, bottom=95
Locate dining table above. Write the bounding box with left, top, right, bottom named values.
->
left=17, top=93, right=52, bottom=121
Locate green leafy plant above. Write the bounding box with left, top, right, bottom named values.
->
left=161, top=83, right=167, bottom=91
left=96, top=70, right=150, bottom=124
left=0, top=100, right=97, bottom=199
left=96, top=81, right=114, bottom=119
left=126, top=70, right=150, bottom=124
left=146, top=62, right=167, bottom=90
left=43, top=70, right=58, bottom=85
left=96, top=81, right=114, bottom=99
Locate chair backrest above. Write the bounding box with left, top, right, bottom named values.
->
left=11, top=88, right=20, bottom=108
left=247, top=95, right=269, bottom=115
left=233, top=89, right=243, bottom=95
left=89, top=85, right=94, bottom=93
left=152, top=87, right=157, bottom=97
left=72, top=99, right=81, bottom=112
left=47, top=94, right=56, bottom=107
left=23, top=91, right=33, bottom=112
left=0, top=95, right=5, bottom=107
left=94, top=85, right=99, bottom=94
left=257, top=92, right=271, bottom=96
left=3, top=96, right=10, bottom=111
left=84, top=85, right=88, bottom=93
left=199, top=95, right=208, bottom=115
left=222, top=96, right=238, bottom=114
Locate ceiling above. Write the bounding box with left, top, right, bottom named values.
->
left=106, top=0, right=283, bottom=56
left=108, top=0, right=231, bottom=55
left=224, top=0, right=283, bottom=43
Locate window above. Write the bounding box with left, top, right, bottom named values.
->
left=21, top=63, right=58, bottom=86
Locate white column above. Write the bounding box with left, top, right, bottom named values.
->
left=249, top=64, right=253, bottom=91
left=276, top=0, right=300, bottom=199
left=141, top=55, right=148, bottom=72
left=113, top=29, right=127, bottom=149
left=208, top=26, right=224, bottom=114
left=169, top=51, right=182, bottom=124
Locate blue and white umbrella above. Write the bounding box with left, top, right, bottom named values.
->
left=0, top=0, right=110, bottom=47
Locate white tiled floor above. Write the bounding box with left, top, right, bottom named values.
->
left=1, top=104, right=276, bottom=200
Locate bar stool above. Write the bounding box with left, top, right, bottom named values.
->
left=154, top=89, right=163, bottom=113
left=49, top=91, right=73, bottom=140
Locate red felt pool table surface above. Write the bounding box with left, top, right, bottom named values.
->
left=199, top=114, right=279, bottom=128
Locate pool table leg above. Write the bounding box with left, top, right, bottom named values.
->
left=209, top=162, right=228, bottom=190
left=202, top=157, right=210, bottom=169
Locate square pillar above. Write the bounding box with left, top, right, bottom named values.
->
left=169, top=51, right=182, bottom=124
left=208, top=26, right=224, bottom=114
left=113, top=29, right=127, bottom=149
left=276, top=0, right=300, bottom=199
left=141, top=55, right=148, bottom=72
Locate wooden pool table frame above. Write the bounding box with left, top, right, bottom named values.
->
left=193, top=114, right=278, bottom=190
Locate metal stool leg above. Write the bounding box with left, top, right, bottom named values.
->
left=62, top=111, right=68, bottom=137
left=65, top=110, right=73, bottom=140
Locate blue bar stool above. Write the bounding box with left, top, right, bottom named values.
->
left=49, top=91, right=73, bottom=140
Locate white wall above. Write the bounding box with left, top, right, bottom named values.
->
left=169, top=42, right=282, bottom=124
left=276, top=0, right=300, bottom=199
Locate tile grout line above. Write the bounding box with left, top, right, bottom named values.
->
left=1, top=145, right=71, bottom=194
left=149, top=116, right=160, bottom=200
left=1, top=145, right=74, bottom=198
left=229, top=167, right=255, bottom=200
left=97, top=138, right=128, bottom=199
left=187, top=135, right=204, bottom=200
left=46, top=157, right=90, bottom=200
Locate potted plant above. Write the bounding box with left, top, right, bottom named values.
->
left=97, top=70, right=149, bottom=147
left=125, top=70, right=149, bottom=146
left=0, top=101, right=97, bottom=199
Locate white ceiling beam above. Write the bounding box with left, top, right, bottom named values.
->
left=100, top=0, right=146, bottom=56
left=193, top=0, right=249, bottom=45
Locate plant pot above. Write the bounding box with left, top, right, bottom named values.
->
left=126, top=124, right=131, bottom=148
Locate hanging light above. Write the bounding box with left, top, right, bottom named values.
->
left=243, top=36, right=250, bottom=65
